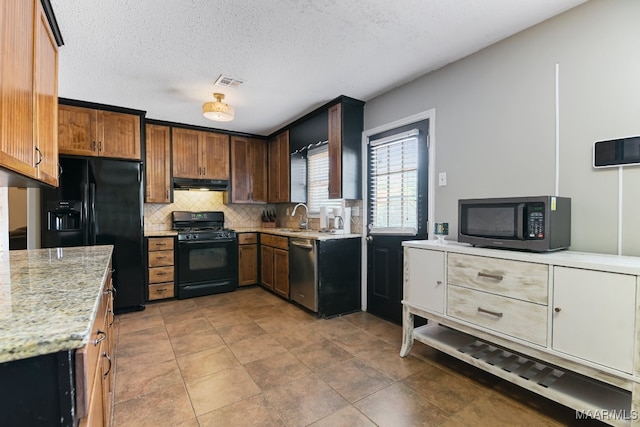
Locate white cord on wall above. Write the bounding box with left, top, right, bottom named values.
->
left=618, top=166, right=623, bottom=255
left=555, top=62, right=560, bottom=197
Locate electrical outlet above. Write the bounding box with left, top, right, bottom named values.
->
left=352, top=206, right=360, bottom=217
left=438, top=172, right=447, bottom=186
left=286, top=208, right=290, bottom=215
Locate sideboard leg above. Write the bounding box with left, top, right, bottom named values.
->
left=400, top=306, right=414, bottom=357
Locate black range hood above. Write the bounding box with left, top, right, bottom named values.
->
left=173, top=178, right=229, bottom=191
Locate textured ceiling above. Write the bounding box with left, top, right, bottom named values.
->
left=51, top=0, right=588, bottom=136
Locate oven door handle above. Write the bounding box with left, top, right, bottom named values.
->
left=179, top=238, right=237, bottom=245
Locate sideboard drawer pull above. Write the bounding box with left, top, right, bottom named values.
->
left=477, top=272, right=503, bottom=281
left=477, top=307, right=503, bottom=318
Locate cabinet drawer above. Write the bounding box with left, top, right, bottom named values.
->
left=148, top=266, right=174, bottom=283
left=148, top=250, right=173, bottom=267
left=148, top=237, right=174, bottom=251
left=148, top=283, right=175, bottom=300
left=447, top=285, right=547, bottom=346
left=261, top=233, right=289, bottom=250
left=448, top=253, right=548, bottom=304
left=239, top=233, right=258, bottom=244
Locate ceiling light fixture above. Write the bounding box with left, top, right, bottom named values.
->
left=202, top=92, right=234, bottom=122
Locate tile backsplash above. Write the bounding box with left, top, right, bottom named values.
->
left=144, top=191, right=363, bottom=234
left=144, top=191, right=273, bottom=232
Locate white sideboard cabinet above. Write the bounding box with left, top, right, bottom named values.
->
left=401, top=240, right=640, bottom=427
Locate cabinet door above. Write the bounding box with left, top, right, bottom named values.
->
left=406, top=248, right=445, bottom=314
left=260, top=245, right=274, bottom=290
left=273, top=248, right=289, bottom=298
left=145, top=124, right=171, bottom=203
left=201, top=132, right=229, bottom=179
left=238, top=244, right=258, bottom=286
left=34, top=1, right=59, bottom=187
left=0, top=0, right=37, bottom=178
left=58, top=105, right=98, bottom=156
left=553, top=266, right=636, bottom=373
left=268, top=131, right=290, bottom=203
left=230, top=136, right=252, bottom=202
left=172, top=128, right=201, bottom=178
left=327, top=103, right=342, bottom=199
left=100, top=111, right=141, bottom=160
left=250, top=138, right=268, bottom=203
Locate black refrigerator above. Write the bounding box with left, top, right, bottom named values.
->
left=41, top=156, right=145, bottom=313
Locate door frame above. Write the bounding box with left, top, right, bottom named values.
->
left=360, top=109, right=436, bottom=311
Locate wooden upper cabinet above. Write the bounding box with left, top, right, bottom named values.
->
left=327, top=98, right=364, bottom=200
left=34, top=0, right=59, bottom=187
left=58, top=105, right=141, bottom=160
left=145, top=124, right=171, bottom=203
left=201, top=132, right=229, bottom=180
left=0, top=0, right=37, bottom=179
left=328, top=104, right=342, bottom=199
left=172, top=128, right=229, bottom=179
left=230, top=136, right=267, bottom=204
left=100, top=112, right=141, bottom=159
left=268, top=130, right=290, bottom=203
left=172, top=128, right=200, bottom=178
left=58, top=105, right=96, bottom=156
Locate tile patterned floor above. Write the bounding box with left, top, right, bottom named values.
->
left=112, top=286, right=605, bottom=426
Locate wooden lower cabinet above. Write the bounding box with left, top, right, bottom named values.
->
left=260, top=234, right=289, bottom=298
left=146, top=237, right=175, bottom=301
left=238, top=233, right=258, bottom=286
left=77, top=267, right=116, bottom=427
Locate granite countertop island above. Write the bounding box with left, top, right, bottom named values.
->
left=0, top=245, right=114, bottom=364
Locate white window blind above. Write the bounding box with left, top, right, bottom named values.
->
left=307, top=144, right=343, bottom=213
left=369, top=129, right=419, bottom=235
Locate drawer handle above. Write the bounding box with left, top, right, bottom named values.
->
left=554, top=307, right=562, bottom=313
left=155, top=256, right=167, bottom=259
left=477, top=272, right=503, bottom=281
left=103, top=352, right=112, bottom=378
left=94, top=329, right=107, bottom=346
left=156, top=242, right=167, bottom=246
left=108, top=309, right=114, bottom=327
left=156, top=272, right=167, bottom=276
left=477, top=307, right=503, bottom=318
left=155, top=288, right=166, bottom=293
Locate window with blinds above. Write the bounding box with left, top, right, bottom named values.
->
left=369, top=129, right=419, bottom=235
left=307, top=144, right=343, bottom=213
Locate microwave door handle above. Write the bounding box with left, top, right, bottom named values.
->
left=516, top=203, right=526, bottom=240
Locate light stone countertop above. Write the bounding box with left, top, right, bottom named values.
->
left=144, top=230, right=178, bottom=237
left=0, top=245, right=114, bottom=364
left=235, top=227, right=362, bottom=241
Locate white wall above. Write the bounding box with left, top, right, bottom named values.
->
left=8, top=188, right=28, bottom=230
left=364, top=0, right=640, bottom=256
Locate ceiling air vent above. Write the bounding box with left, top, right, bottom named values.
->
left=214, top=75, right=244, bottom=88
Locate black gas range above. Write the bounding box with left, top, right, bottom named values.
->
left=172, top=211, right=238, bottom=299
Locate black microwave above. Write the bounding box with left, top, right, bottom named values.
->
left=458, top=196, right=571, bottom=252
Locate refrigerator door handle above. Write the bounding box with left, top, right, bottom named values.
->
left=81, top=183, right=90, bottom=245
left=89, top=183, right=97, bottom=245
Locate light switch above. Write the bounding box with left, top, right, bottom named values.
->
left=352, top=206, right=360, bottom=217
left=438, top=172, right=447, bottom=186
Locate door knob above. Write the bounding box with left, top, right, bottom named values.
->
left=366, top=236, right=373, bottom=242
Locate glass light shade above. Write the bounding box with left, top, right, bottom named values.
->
left=202, top=93, right=234, bottom=122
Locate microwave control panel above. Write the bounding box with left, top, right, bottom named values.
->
left=527, top=204, right=545, bottom=239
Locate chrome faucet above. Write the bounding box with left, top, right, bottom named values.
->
left=291, top=203, right=309, bottom=230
